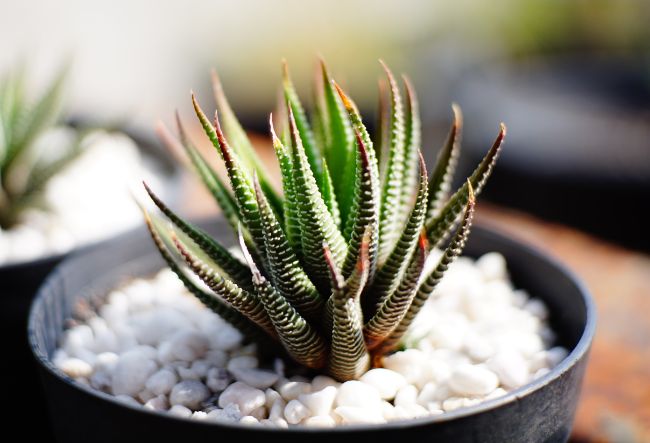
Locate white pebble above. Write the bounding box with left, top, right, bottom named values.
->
left=298, top=386, right=337, bottom=416
left=546, top=347, right=569, bottom=367
left=524, top=299, right=549, bottom=320
left=218, top=382, right=265, bottom=415
left=336, top=381, right=381, bottom=410
left=206, top=404, right=241, bottom=422
left=239, top=416, right=260, bottom=425
left=488, top=350, right=530, bottom=389
left=206, top=368, right=230, bottom=392
left=168, top=404, right=192, bottom=418
left=278, top=381, right=311, bottom=400
left=144, top=395, right=169, bottom=411
left=311, top=375, right=340, bottom=392
left=269, top=398, right=287, bottom=420
left=166, top=330, right=209, bottom=362
left=303, top=415, right=336, bottom=427
left=145, top=369, right=177, bottom=396
left=284, top=399, right=309, bottom=424
left=191, top=411, right=208, bottom=420
left=448, top=364, right=498, bottom=396
left=111, top=349, right=158, bottom=396
left=335, top=406, right=385, bottom=424
left=169, top=380, right=210, bottom=409
left=476, top=252, right=507, bottom=280
left=58, top=358, right=93, bottom=378
left=394, top=384, right=418, bottom=407
left=230, top=368, right=279, bottom=389
left=227, top=355, right=258, bottom=371
left=360, top=368, right=407, bottom=400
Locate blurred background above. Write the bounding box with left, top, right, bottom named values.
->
left=1, top=0, right=648, bottom=441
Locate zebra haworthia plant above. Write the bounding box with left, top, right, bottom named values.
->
left=143, top=60, right=506, bottom=382
left=0, top=66, right=83, bottom=230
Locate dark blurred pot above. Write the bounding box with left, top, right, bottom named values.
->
left=1, top=128, right=180, bottom=439
left=29, top=218, right=595, bottom=443
left=452, top=53, right=650, bottom=251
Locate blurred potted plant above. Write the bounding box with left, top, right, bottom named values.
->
left=30, top=61, right=594, bottom=442
left=0, top=64, right=179, bottom=436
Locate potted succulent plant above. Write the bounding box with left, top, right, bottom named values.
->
left=0, top=65, right=179, bottom=435
left=29, top=60, right=595, bottom=442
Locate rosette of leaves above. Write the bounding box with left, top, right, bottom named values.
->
left=0, top=67, right=84, bottom=229
left=143, top=60, right=505, bottom=381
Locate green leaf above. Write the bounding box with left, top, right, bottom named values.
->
left=426, top=104, right=462, bottom=220
left=143, top=182, right=253, bottom=291
left=141, top=209, right=264, bottom=342
left=288, top=105, right=347, bottom=293
left=252, top=173, right=325, bottom=324
left=365, top=152, right=428, bottom=314
left=381, top=184, right=476, bottom=353
left=282, top=61, right=323, bottom=190
left=211, top=71, right=284, bottom=217
left=425, top=124, right=505, bottom=248
left=318, top=61, right=355, bottom=228
left=269, top=118, right=301, bottom=251
left=398, top=76, right=422, bottom=223
left=172, top=229, right=276, bottom=337
left=2, top=65, right=67, bottom=176
left=377, top=61, right=406, bottom=264
left=192, top=94, right=268, bottom=267
left=365, top=232, right=428, bottom=350
left=334, top=82, right=380, bottom=282
left=239, top=229, right=328, bottom=370
left=320, top=159, right=341, bottom=228
left=325, top=230, right=371, bottom=381
left=157, top=115, right=240, bottom=230
left=374, top=78, right=390, bottom=179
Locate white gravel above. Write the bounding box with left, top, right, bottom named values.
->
left=0, top=130, right=164, bottom=265
left=55, top=252, right=569, bottom=427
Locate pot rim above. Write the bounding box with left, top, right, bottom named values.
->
left=28, top=222, right=596, bottom=433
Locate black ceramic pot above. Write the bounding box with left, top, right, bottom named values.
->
left=1, top=129, right=179, bottom=439
left=29, top=218, right=595, bottom=443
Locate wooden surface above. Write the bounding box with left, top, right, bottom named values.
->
left=177, top=126, right=650, bottom=442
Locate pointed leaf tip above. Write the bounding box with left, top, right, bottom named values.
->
left=332, top=81, right=354, bottom=111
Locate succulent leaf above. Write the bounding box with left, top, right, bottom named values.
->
left=157, top=114, right=240, bottom=229
left=172, top=231, right=276, bottom=337
left=288, top=106, right=346, bottom=292
left=365, top=152, right=428, bottom=313
left=398, top=76, right=422, bottom=221
left=252, top=173, right=325, bottom=324
left=211, top=70, right=283, bottom=216
left=239, top=229, right=328, bottom=369
left=318, top=61, right=355, bottom=228
left=282, top=61, right=323, bottom=189
left=320, top=159, right=341, bottom=228
left=143, top=182, right=252, bottom=290
left=365, top=232, right=428, bottom=350
left=327, top=229, right=371, bottom=381
left=141, top=209, right=263, bottom=341
left=269, top=118, right=301, bottom=250
left=380, top=184, right=476, bottom=353
left=425, top=124, right=505, bottom=247
left=341, top=130, right=379, bottom=281
left=377, top=61, right=406, bottom=264
left=426, top=104, right=462, bottom=220
left=192, top=94, right=269, bottom=266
